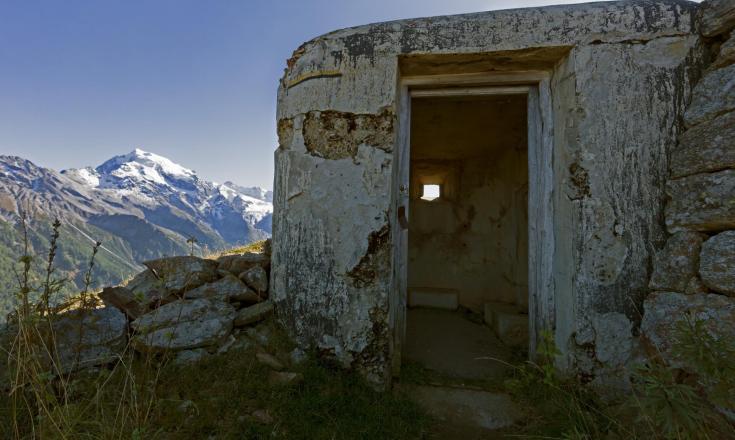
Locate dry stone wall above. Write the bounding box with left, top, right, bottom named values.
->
left=0, top=246, right=277, bottom=386
left=642, top=0, right=735, bottom=367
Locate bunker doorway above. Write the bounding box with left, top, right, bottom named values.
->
left=403, top=90, right=530, bottom=381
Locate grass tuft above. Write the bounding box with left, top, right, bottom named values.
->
left=215, top=239, right=268, bottom=257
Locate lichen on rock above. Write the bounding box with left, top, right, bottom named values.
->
left=131, top=299, right=235, bottom=352
left=700, top=230, right=735, bottom=296
left=649, top=231, right=707, bottom=292
left=641, top=291, right=735, bottom=366
left=665, top=169, right=735, bottom=233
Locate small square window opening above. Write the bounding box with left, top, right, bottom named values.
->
left=421, top=184, right=441, bottom=201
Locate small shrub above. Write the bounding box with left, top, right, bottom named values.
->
left=504, top=330, right=622, bottom=439
left=672, top=315, right=735, bottom=411
left=630, top=314, right=735, bottom=440
left=1, top=213, right=165, bottom=439
left=508, top=321, right=735, bottom=439
left=632, top=362, right=713, bottom=439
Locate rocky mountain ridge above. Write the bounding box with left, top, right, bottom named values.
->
left=0, top=150, right=273, bottom=319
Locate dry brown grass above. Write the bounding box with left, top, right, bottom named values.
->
left=205, top=239, right=268, bottom=259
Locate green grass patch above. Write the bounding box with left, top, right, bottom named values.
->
left=154, top=335, right=429, bottom=439
left=1, top=321, right=429, bottom=440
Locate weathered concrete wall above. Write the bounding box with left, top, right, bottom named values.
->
left=272, top=0, right=702, bottom=387
left=555, top=32, right=705, bottom=390
left=408, top=96, right=528, bottom=312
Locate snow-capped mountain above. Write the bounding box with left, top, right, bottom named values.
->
left=60, top=149, right=273, bottom=244
left=0, top=150, right=272, bottom=299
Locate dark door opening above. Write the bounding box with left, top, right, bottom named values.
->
left=404, top=92, right=529, bottom=381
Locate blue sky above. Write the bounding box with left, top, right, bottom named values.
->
left=0, top=0, right=616, bottom=188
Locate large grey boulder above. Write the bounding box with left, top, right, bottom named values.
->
left=665, top=169, right=735, bottom=233
left=131, top=299, right=235, bottom=352
left=683, top=64, right=735, bottom=128
left=184, top=274, right=261, bottom=303
left=649, top=232, right=707, bottom=292
left=641, top=292, right=735, bottom=364
left=698, top=0, right=735, bottom=37
left=671, top=111, right=735, bottom=178
left=700, top=231, right=735, bottom=296
left=51, top=307, right=128, bottom=374
left=217, top=252, right=270, bottom=276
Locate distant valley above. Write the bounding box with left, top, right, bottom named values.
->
left=0, top=149, right=272, bottom=320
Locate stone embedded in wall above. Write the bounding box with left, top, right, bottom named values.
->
left=649, top=231, right=707, bottom=292
left=99, top=286, right=147, bottom=319
left=700, top=230, right=735, bottom=296
left=698, top=0, right=735, bottom=37
left=302, top=108, right=394, bottom=160
left=671, top=111, right=735, bottom=178
left=685, top=276, right=710, bottom=295
left=593, top=312, right=633, bottom=367
left=184, top=275, right=261, bottom=304
left=641, top=291, right=735, bottom=364
left=51, top=307, right=128, bottom=374
left=131, top=298, right=235, bottom=352
left=683, top=63, right=735, bottom=128
left=240, top=266, right=269, bottom=294
left=665, top=169, right=735, bottom=233
left=143, top=256, right=219, bottom=295
left=217, top=253, right=270, bottom=276
left=234, top=301, right=274, bottom=327
left=122, top=269, right=171, bottom=309
left=712, top=33, right=735, bottom=69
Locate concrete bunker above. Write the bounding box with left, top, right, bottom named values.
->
left=405, top=91, right=530, bottom=379
left=272, top=0, right=705, bottom=389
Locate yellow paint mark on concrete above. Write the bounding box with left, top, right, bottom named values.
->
left=286, top=70, right=342, bottom=89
